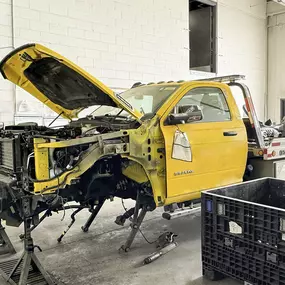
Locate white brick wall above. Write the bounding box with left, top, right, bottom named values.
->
left=0, top=0, right=267, bottom=125
left=217, top=0, right=267, bottom=120
left=268, top=8, right=285, bottom=123
left=0, top=0, right=14, bottom=124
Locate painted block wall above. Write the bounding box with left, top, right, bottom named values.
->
left=0, top=0, right=267, bottom=124
left=268, top=4, right=285, bottom=122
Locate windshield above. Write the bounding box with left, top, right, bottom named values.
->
left=78, top=85, right=180, bottom=120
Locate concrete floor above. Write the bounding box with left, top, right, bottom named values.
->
left=0, top=199, right=239, bottom=285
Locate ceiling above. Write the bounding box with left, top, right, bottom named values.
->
left=267, top=0, right=285, bottom=16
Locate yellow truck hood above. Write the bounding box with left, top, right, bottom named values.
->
left=0, top=43, right=142, bottom=121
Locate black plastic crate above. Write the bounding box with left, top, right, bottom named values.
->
left=202, top=178, right=285, bottom=284
left=203, top=242, right=285, bottom=285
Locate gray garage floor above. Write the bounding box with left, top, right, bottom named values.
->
left=0, top=199, right=239, bottom=285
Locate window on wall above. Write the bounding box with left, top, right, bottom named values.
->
left=280, top=99, right=285, bottom=121
left=189, top=0, right=217, bottom=73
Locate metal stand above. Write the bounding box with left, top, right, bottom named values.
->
left=19, top=210, right=51, bottom=240
left=7, top=199, right=54, bottom=285
left=120, top=194, right=147, bottom=252
left=0, top=220, right=16, bottom=255
left=81, top=200, right=105, bottom=232
left=57, top=207, right=83, bottom=242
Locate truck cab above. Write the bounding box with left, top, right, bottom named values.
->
left=156, top=79, right=248, bottom=205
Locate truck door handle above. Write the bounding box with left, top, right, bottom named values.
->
left=223, top=131, right=237, bottom=137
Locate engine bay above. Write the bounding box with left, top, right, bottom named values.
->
left=0, top=114, right=155, bottom=227
left=0, top=114, right=138, bottom=175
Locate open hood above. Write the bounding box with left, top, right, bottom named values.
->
left=0, top=43, right=142, bottom=121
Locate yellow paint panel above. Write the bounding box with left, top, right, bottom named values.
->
left=33, top=143, right=102, bottom=194
left=34, top=138, right=49, bottom=180
left=0, top=43, right=142, bottom=120
left=160, top=82, right=248, bottom=203
left=122, top=162, right=148, bottom=183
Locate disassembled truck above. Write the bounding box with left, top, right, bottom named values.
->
left=0, top=43, right=285, bottom=284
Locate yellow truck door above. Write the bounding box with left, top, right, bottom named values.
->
left=160, top=83, right=248, bottom=204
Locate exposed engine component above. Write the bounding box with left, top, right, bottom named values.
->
left=0, top=124, right=82, bottom=178
left=0, top=119, right=155, bottom=229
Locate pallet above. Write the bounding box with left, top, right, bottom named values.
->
left=0, top=258, right=59, bottom=285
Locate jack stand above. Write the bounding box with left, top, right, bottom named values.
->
left=7, top=218, right=54, bottom=285
left=0, top=220, right=16, bottom=255
left=19, top=209, right=51, bottom=240
left=57, top=207, right=83, bottom=242
left=7, top=197, right=54, bottom=285
left=81, top=200, right=105, bottom=233
left=120, top=195, right=147, bottom=252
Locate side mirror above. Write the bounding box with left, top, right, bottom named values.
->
left=167, top=105, right=203, bottom=125
left=168, top=113, right=192, bottom=125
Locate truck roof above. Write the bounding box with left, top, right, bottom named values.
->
left=132, top=80, right=227, bottom=90
left=132, top=75, right=245, bottom=89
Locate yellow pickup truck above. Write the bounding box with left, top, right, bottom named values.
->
left=0, top=44, right=283, bottom=252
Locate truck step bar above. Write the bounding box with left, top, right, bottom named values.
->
left=162, top=206, right=201, bottom=220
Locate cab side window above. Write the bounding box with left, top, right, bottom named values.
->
left=174, top=87, right=231, bottom=123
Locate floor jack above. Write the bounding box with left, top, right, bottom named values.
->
left=143, top=232, right=178, bottom=265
